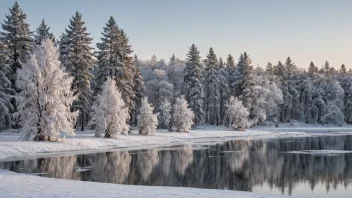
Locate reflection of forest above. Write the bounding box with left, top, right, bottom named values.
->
left=1, top=136, right=352, bottom=195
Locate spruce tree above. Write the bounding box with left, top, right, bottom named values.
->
left=239, top=52, right=256, bottom=111
left=308, top=61, right=318, bottom=78
left=218, top=57, right=230, bottom=124
left=60, top=12, right=94, bottom=131
left=34, top=19, right=55, bottom=45
left=0, top=1, right=33, bottom=88
left=0, top=41, right=13, bottom=129
left=204, top=47, right=220, bottom=125
left=340, top=64, right=347, bottom=74
left=184, top=44, right=204, bottom=125
left=226, top=54, right=236, bottom=95
left=132, top=55, right=146, bottom=125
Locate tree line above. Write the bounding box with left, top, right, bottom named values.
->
left=0, top=2, right=351, bottom=141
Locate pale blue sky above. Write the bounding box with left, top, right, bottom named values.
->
left=1, top=0, right=351, bottom=68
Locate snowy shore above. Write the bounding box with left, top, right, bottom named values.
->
left=0, top=124, right=352, bottom=162
left=0, top=169, right=276, bottom=198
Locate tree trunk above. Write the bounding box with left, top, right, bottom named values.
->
left=81, top=110, right=84, bottom=131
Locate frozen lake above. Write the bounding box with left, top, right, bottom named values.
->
left=1, top=135, right=352, bottom=197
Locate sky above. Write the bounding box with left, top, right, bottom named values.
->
left=1, top=0, right=351, bottom=69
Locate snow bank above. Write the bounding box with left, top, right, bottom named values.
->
left=0, top=124, right=352, bottom=162
left=0, top=170, right=275, bottom=198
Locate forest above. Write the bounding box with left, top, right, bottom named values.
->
left=1, top=2, right=352, bottom=141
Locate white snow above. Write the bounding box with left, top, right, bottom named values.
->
left=0, top=169, right=276, bottom=198
left=0, top=124, right=352, bottom=162
left=286, top=150, right=352, bottom=155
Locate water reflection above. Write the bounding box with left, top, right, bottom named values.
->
left=1, top=136, right=352, bottom=197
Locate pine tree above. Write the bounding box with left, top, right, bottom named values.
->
left=340, top=64, right=347, bottom=74
left=232, top=54, right=245, bottom=96
left=239, top=52, right=256, bottom=110
left=34, top=19, right=55, bottom=45
left=60, top=12, right=94, bottom=131
left=226, top=54, right=236, bottom=94
left=89, top=78, right=130, bottom=138
left=204, top=47, right=220, bottom=124
left=0, top=1, right=33, bottom=89
left=184, top=44, right=204, bottom=125
left=171, top=95, right=194, bottom=132
left=137, top=97, right=158, bottom=135
left=218, top=57, right=230, bottom=125
left=308, top=61, right=318, bottom=78
left=0, top=41, right=13, bottom=129
left=132, top=55, right=146, bottom=125
left=16, top=39, right=78, bottom=141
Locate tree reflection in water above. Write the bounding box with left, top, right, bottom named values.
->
left=1, top=135, right=352, bottom=196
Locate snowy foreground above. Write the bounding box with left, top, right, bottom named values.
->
left=0, top=169, right=275, bottom=198
left=1, top=124, right=352, bottom=198
left=0, top=124, right=352, bottom=162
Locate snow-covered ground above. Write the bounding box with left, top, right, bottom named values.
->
left=0, top=123, right=352, bottom=162
left=0, top=169, right=275, bottom=198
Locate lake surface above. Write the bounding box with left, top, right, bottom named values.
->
left=1, top=135, right=352, bottom=197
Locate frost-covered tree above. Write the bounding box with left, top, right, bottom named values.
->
left=239, top=52, right=256, bottom=111
left=89, top=79, right=129, bottom=138
left=171, top=95, right=194, bottom=132
left=224, top=96, right=250, bottom=131
left=60, top=12, right=94, bottom=131
left=16, top=39, right=78, bottom=141
left=137, top=97, right=158, bottom=135
left=204, top=47, right=220, bottom=125
left=0, top=41, right=13, bottom=129
left=218, top=57, right=230, bottom=124
left=158, top=99, right=171, bottom=129
left=320, top=102, right=345, bottom=126
left=132, top=55, right=146, bottom=125
left=1, top=1, right=33, bottom=89
left=184, top=44, right=204, bottom=125
left=34, top=19, right=55, bottom=46
left=340, top=64, right=347, bottom=74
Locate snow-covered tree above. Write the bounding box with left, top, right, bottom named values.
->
left=89, top=78, right=129, bottom=138
left=320, top=102, right=345, bottom=126
left=1, top=1, right=33, bottom=89
left=34, top=19, right=55, bottom=46
left=224, top=96, right=250, bottom=131
left=171, top=96, right=194, bottom=132
left=16, top=39, right=78, bottom=141
left=218, top=57, right=230, bottom=124
left=0, top=41, right=13, bottom=129
left=131, top=55, right=146, bottom=125
left=204, top=47, right=220, bottom=125
left=184, top=44, right=204, bottom=125
left=239, top=52, right=256, bottom=111
left=60, top=12, right=94, bottom=131
left=158, top=99, right=171, bottom=129
left=137, top=97, right=158, bottom=135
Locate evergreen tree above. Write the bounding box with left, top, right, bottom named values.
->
left=239, top=52, right=256, bottom=110
left=0, top=41, right=13, bottom=129
left=16, top=39, right=78, bottom=141
left=132, top=55, right=146, bottom=125
left=184, top=44, right=204, bottom=125
left=308, top=61, right=318, bottom=78
left=226, top=54, right=236, bottom=94
left=89, top=78, right=130, bottom=138
left=60, top=12, right=94, bottom=131
left=218, top=57, right=230, bottom=124
left=34, top=19, right=55, bottom=45
left=0, top=1, right=33, bottom=88
left=340, top=64, right=347, bottom=74
left=204, top=47, right=220, bottom=125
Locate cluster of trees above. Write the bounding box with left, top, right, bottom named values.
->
left=1, top=2, right=352, bottom=141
